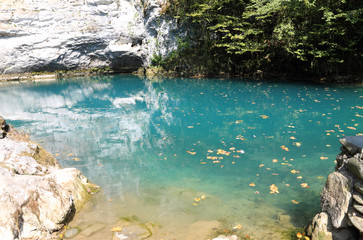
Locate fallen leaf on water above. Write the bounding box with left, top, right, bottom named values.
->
left=291, top=170, right=299, bottom=174
left=320, top=157, right=328, bottom=160
left=260, top=115, right=269, bottom=119
left=194, top=198, right=201, bottom=202
left=207, top=150, right=214, bottom=153
left=290, top=136, right=296, bottom=140
left=187, top=151, right=196, bottom=155
left=54, top=153, right=60, bottom=157
left=292, top=200, right=299, bottom=204
left=192, top=203, right=198, bottom=206
left=233, top=155, right=240, bottom=158
left=259, top=164, right=265, bottom=167
left=281, top=145, right=289, bottom=151
left=270, top=184, right=279, bottom=194
left=304, top=236, right=310, bottom=240
left=249, top=183, right=256, bottom=187
left=301, top=183, right=309, bottom=188
left=207, top=156, right=218, bottom=160
left=316, top=176, right=324, bottom=179
left=347, top=126, right=357, bottom=130
left=255, top=191, right=260, bottom=194
left=187, top=126, right=194, bottom=128
left=297, top=232, right=302, bottom=238
left=200, top=162, right=206, bottom=164
left=294, top=142, right=302, bottom=147
left=326, top=145, right=331, bottom=147
left=67, top=153, right=73, bottom=157
left=73, top=158, right=80, bottom=161
left=201, top=195, right=206, bottom=200
left=272, top=159, right=278, bottom=163
left=297, top=176, right=303, bottom=179
left=229, top=147, right=236, bottom=151
left=237, top=150, right=245, bottom=153
left=111, top=226, right=123, bottom=232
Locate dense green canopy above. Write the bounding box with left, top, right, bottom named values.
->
left=155, top=0, right=363, bottom=78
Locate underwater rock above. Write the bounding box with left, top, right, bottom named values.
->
left=63, top=228, right=80, bottom=239
left=0, top=116, right=99, bottom=239
left=81, top=223, right=106, bottom=237
left=212, top=235, right=238, bottom=240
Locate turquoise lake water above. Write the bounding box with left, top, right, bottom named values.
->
left=0, top=75, right=362, bottom=239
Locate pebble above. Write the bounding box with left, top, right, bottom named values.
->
left=64, top=228, right=80, bottom=239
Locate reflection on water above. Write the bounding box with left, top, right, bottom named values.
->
left=0, top=75, right=362, bottom=239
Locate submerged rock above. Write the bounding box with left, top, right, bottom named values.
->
left=0, top=116, right=99, bottom=239
left=63, top=228, right=80, bottom=239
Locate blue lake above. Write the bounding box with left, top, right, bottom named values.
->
left=0, top=75, right=362, bottom=239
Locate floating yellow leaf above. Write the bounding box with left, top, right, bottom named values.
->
left=326, top=145, right=331, bottom=147
left=73, top=158, right=80, bottom=161
left=229, top=147, right=236, bottom=151
left=292, top=200, right=299, bottom=204
left=207, top=150, right=213, bottom=153
left=270, top=184, right=279, bottom=194
left=290, top=136, right=296, bottom=140
left=301, top=183, right=309, bottom=188
left=272, top=159, right=278, bottom=163
left=194, top=198, right=201, bottom=202
left=249, top=183, right=256, bottom=187
left=192, top=203, right=198, bottom=206
left=200, top=162, right=206, bottom=164
left=297, top=176, right=303, bottom=179
left=207, top=156, right=218, bottom=160
left=67, top=153, right=73, bottom=157
left=297, top=232, right=302, bottom=238
left=295, top=142, right=302, bottom=147
left=291, top=170, right=299, bottom=174
left=187, top=126, right=194, bottom=128
left=347, top=126, right=357, bottom=130
left=233, top=155, right=240, bottom=158
left=316, top=176, right=324, bottom=179
left=320, top=157, right=328, bottom=160
left=304, top=236, right=310, bottom=240
left=260, top=115, right=269, bottom=119
left=281, top=145, right=289, bottom=151
left=54, top=153, right=60, bottom=157
left=259, top=164, right=265, bottom=167
left=187, top=151, right=196, bottom=155
left=111, top=226, right=123, bottom=232
left=201, top=195, right=206, bottom=200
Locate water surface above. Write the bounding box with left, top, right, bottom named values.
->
left=0, top=75, right=362, bottom=239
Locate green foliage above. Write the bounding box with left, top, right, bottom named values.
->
left=162, top=0, right=363, bottom=77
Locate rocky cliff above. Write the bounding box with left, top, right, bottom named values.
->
left=0, top=0, right=180, bottom=74
left=0, top=116, right=99, bottom=239
left=307, top=136, right=363, bottom=239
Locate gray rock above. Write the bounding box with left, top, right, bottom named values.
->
left=321, top=171, right=353, bottom=228
left=0, top=0, right=181, bottom=74
left=0, top=126, right=99, bottom=239
left=353, top=203, right=363, bottom=215
left=354, top=181, right=363, bottom=196
left=307, top=212, right=359, bottom=240
left=353, top=192, right=363, bottom=205
left=64, top=228, right=80, bottom=239
left=340, top=136, right=363, bottom=155
left=348, top=208, right=363, bottom=232
left=347, top=157, right=363, bottom=181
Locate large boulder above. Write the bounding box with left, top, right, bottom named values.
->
left=0, top=119, right=99, bottom=239
left=321, top=171, right=353, bottom=228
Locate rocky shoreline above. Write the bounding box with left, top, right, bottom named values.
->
left=0, top=116, right=99, bottom=239
left=307, top=135, right=363, bottom=239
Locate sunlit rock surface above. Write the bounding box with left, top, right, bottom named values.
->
left=308, top=136, right=363, bottom=239
left=0, top=117, right=99, bottom=239
left=0, top=0, right=180, bottom=74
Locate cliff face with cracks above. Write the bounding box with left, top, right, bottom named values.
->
left=0, top=0, right=181, bottom=74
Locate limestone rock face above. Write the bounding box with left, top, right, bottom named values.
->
left=0, top=0, right=180, bottom=74
left=321, top=171, right=353, bottom=228
left=0, top=121, right=99, bottom=239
